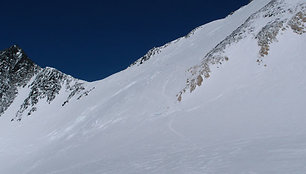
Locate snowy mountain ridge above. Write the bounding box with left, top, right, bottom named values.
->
left=0, top=45, right=93, bottom=121
left=178, top=0, right=305, bottom=100
left=0, top=0, right=306, bottom=173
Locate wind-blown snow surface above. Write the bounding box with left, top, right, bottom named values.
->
left=1, top=0, right=306, bottom=173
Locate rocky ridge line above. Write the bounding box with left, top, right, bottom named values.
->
left=177, top=0, right=305, bottom=101
left=0, top=45, right=94, bottom=121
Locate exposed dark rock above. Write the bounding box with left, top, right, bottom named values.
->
left=0, top=45, right=41, bottom=116
left=0, top=45, right=94, bottom=121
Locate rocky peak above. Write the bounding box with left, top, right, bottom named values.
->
left=0, top=45, right=41, bottom=115
left=0, top=45, right=41, bottom=85
left=0, top=45, right=94, bottom=121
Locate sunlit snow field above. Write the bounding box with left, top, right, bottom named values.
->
left=0, top=0, right=306, bottom=173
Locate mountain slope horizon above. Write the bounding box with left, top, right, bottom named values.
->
left=0, top=0, right=305, bottom=173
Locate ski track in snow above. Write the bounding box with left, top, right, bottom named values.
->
left=168, top=116, right=185, bottom=139
left=110, top=81, right=137, bottom=98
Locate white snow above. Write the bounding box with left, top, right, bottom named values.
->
left=0, top=0, right=305, bottom=173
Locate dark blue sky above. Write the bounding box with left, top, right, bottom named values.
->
left=1, top=0, right=249, bottom=81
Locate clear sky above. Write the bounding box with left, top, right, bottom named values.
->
left=1, top=0, right=250, bottom=81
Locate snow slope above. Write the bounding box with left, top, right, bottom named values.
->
left=0, top=0, right=305, bottom=173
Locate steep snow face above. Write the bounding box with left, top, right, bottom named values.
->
left=0, top=0, right=306, bottom=173
left=178, top=0, right=306, bottom=100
